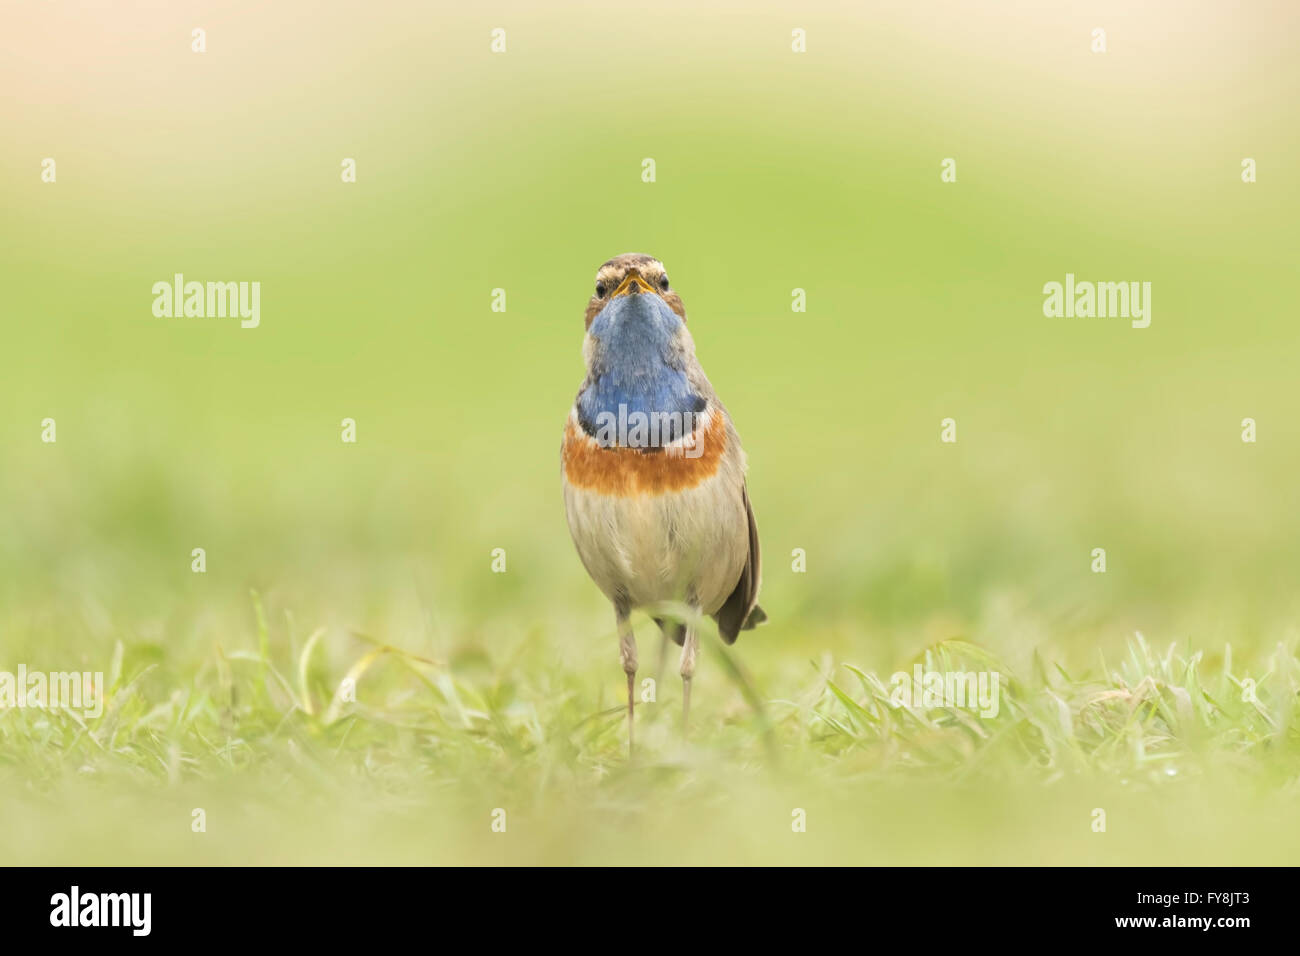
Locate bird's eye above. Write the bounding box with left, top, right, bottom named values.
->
left=659, top=275, right=670, bottom=290
left=595, top=283, right=607, bottom=298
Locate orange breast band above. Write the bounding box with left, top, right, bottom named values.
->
left=562, top=413, right=727, bottom=496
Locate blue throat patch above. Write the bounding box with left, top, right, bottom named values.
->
left=577, top=294, right=706, bottom=447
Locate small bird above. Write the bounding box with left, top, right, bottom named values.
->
left=561, top=253, right=765, bottom=753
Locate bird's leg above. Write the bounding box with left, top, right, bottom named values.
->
left=617, top=609, right=637, bottom=757
left=679, top=622, right=699, bottom=735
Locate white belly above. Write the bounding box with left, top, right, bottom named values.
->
left=563, top=469, right=748, bottom=614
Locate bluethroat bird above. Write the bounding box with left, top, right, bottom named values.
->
left=561, top=253, right=766, bottom=754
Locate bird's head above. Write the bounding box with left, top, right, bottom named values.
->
left=584, top=253, right=686, bottom=329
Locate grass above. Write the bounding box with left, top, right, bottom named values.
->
left=4, top=585, right=1299, bottom=865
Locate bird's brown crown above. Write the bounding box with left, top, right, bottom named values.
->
left=584, top=253, right=686, bottom=328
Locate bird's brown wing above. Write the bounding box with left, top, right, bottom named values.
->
left=713, top=483, right=765, bottom=644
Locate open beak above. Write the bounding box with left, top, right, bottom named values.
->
left=611, top=272, right=657, bottom=297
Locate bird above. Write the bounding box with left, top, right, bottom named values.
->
left=560, top=253, right=765, bottom=754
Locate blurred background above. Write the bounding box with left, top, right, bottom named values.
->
left=1, top=0, right=1298, bottom=865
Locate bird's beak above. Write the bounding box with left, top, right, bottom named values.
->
left=611, top=272, right=657, bottom=297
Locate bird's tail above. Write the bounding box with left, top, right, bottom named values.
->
left=662, top=606, right=767, bottom=647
